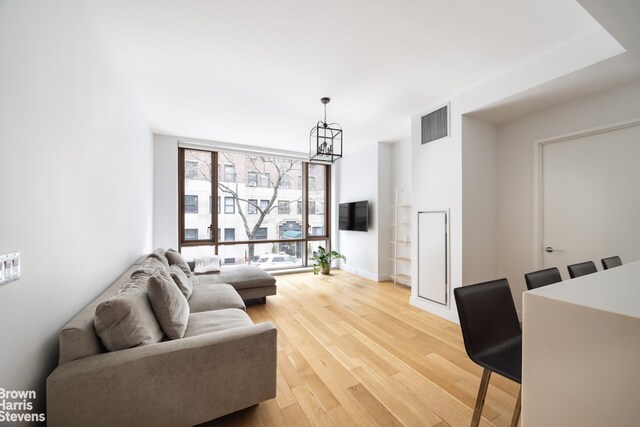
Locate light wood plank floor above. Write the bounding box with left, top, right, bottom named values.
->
left=204, top=270, right=519, bottom=427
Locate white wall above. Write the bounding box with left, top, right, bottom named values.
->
left=154, top=134, right=179, bottom=250
left=0, top=0, right=153, bottom=411
left=461, top=116, right=497, bottom=285
left=336, top=144, right=382, bottom=280
left=410, top=104, right=462, bottom=322
left=390, top=139, right=412, bottom=195
left=496, top=79, right=640, bottom=314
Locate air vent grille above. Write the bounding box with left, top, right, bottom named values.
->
left=421, top=105, right=448, bottom=144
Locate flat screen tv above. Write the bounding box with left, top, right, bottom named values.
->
left=339, top=201, right=369, bottom=231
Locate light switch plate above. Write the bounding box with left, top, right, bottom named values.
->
left=0, top=252, right=20, bottom=285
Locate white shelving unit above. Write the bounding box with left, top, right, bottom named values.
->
left=391, top=189, right=412, bottom=286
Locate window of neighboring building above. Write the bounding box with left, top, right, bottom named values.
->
left=309, top=176, right=316, bottom=191
left=316, top=200, right=325, bottom=215
left=278, top=200, right=290, bottom=214
left=260, top=199, right=269, bottom=212
left=313, top=226, right=325, bottom=235
left=224, top=228, right=235, bottom=241
left=224, top=164, right=236, bottom=182
left=224, top=257, right=235, bottom=264
left=297, top=200, right=303, bottom=215
left=248, top=199, right=258, bottom=214
left=185, top=195, right=198, bottom=213
left=218, top=196, right=221, bottom=214
left=185, top=161, right=198, bottom=179
left=224, top=196, right=235, bottom=214
left=260, top=173, right=270, bottom=187
left=184, top=228, right=198, bottom=240
left=281, top=176, right=290, bottom=189
left=248, top=171, right=258, bottom=187
left=255, top=227, right=268, bottom=240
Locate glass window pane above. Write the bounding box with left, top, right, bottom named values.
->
left=224, top=164, right=236, bottom=182
left=217, top=152, right=302, bottom=243
left=184, top=195, right=198, bottom=213
left=248, top=171, right=258, bottom=186
left=224, top=228, right=235, bottom=241
left=248, top=199, right=258, bottom=214
left=308, top=164, right=327, bottom=236
left=180, top=245, right=215, bottom=260
left=224, top=196, right=235, bottom=214
left=255, top=227, right=268, bottom=239
left=218, top=242, right=302, bottom=271
left=183, top=149, right=212, bottom=241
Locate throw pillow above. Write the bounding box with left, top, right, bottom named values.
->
left=147, top=269, right=190, bottom=339
left=193, top=256, right=221, bottom=274
left=132, top=256, right=166, bottom=277
left=166, top=248, right=192, bottom=276
left=169, top=265, right=193, bottom=299
left=148, top=248, right=170, bottom=270
left=94, top=286, right=165, bottom=351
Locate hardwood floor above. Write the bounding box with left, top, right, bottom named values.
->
left=204, top=270, right=519, bottom=427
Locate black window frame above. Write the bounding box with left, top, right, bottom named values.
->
left=179, top=148, right=331, bottom=268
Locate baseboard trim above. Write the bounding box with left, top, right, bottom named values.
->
left=338, top=264, right=382, bottom=282
left=410, top=296, right=460, bottom=324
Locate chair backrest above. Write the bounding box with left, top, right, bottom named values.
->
left=454, top=279, right=521, bottom=363
left=524, top=267, right=562, bottom=290
left=601, top=256, right=622, bottom=270
left=567, top=261, right=597, bottom=279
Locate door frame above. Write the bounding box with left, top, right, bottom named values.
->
left=532, top=116, right=640, bottom=269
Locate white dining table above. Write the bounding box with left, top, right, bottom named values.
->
left=522, top=260, right=640, bottom=427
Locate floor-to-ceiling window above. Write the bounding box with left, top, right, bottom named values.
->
left=178, top=148, right=330, bottom=271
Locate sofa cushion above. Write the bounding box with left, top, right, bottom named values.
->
left=148, top=248, right=170, bottom=270
left=184, top=309, right=253, bottom=338
left=191, top=265, right=276, bottom=290
left=132, top=257, right=165, bottom=277
left=94, top=286, right=165, bottom=352
left=166, top=248, right=192, bottom=276
left=169, top=265, right=193, bottom=299
left=193, top=256, right=221, bottom=274
left=188, top=283, right=246, bottom=312
left=148, top=270, right=190, bottom=339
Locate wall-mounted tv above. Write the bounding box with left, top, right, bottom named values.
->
left=339, top=201, right=369, bottom=231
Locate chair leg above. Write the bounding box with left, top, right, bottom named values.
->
left=510, top=386, right=522, bottom=427
left=471, top=368, right=491, bottom=427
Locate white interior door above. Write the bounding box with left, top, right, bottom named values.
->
left=418, top=211, right=447, bottom=305
left=542, top=121, right=640, bottom=277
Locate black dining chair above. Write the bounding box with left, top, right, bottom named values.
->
left=454, top=279, right=521, bottom=427
left=601, top=256, right=622, bottom=270
left=567, top=261, right=597, bottom=278
left=524, top=267, right=562, bottom=290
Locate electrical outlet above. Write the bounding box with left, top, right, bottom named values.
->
left=0, top=252, right=20, bottom=285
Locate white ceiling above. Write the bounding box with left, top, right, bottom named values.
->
left=90, top=0, right=602, bottom=153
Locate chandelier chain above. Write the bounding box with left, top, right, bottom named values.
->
left=324, top=103, right=327, bottom=125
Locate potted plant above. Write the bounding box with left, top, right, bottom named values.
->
left=310, top=246, right=346, bottom=275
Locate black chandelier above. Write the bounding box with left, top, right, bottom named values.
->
left=309, top=97, right=342, bottom=163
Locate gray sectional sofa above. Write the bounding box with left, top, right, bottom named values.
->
left=46, top=249, right=277, bottom=427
